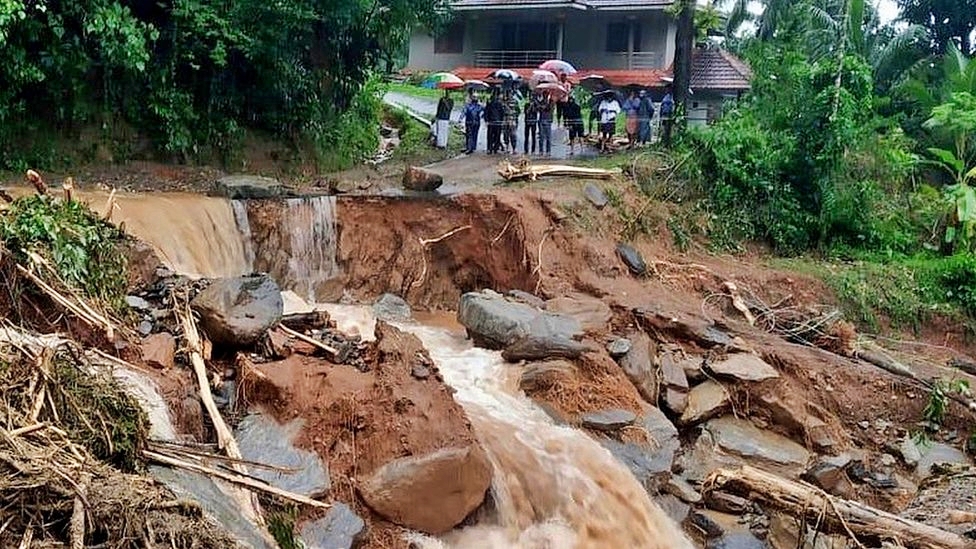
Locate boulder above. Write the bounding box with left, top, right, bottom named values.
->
left=604, top=407, right=679, bottom=493
left=915, top=442, right=969, bottom=479
left=660, top=352, right=690, bottom=391
left=707, top=353, right=779, bottom=382
left=519, top=360, right=577, bottom=392
left=681, top=356, right=706, bottom=383
left=679, top=381, right=730, bottom=425
left=759, top=393, right=840, bottom=451
left=359, top=445, right=491, bottom=534
left=802, top=460, right=854, bottom=498
left=458, top=291, right=571, bottom=349
left=665, top=476, right=702, bottom=504
left=607, top=338, right=632, bottom=358
left=372, top=293, right=412, bottom=322
left=545, top=293, right=612, bottom=332
left=705, top=491, right=750, bottom=514
left=619, top=332, right=658, bottom=404
left=508, top=289, right=546, bottom=309
left=502, top=333, right=587, bottom=362
left=402, top=166, right=443, bottom=192
left=616, top=242, right=647, bottom=276
left=298, top=503, right=365, bottom=549
left=583, top=182, right=609, bottom=209
left=235, top=413, right=330, bottom=498
left=214, top=175, right=283, bottom=199
left=704, top=416, right=811, bottom=476
left=141, top=332, right=176, bottom=369
left=581, top=409, right=637, bottom=432
left=191, top=274, right=283, bottom=346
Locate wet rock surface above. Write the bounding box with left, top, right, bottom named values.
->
left=358, top=445, right=492, bottom=534
left=616, top=242, right=647, bottom=276
left=583, top=182, right=609, bottom=208
left=213, top=174, right=283, bottom=199
left=297, top=503, right=365, bottom=549
left=372, top=292, right=412, bottom=322
left=235, top=412, right=330, bottom=498
left=191, top=274, right=283, bottom=346
left=603, top=407, right=679, bottom=493
left=704, top=416, right=811, bottom=474
left=581, top=409, right=637, bottom=431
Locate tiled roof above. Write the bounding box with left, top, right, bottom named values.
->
left=689, top=48, right=752, bottom=91
left=452, top=67, right=670, bottom=88
left=451, top=0, right=671, bottom=10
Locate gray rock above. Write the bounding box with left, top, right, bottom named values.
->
left=411, top=365, right=430, bottom=379
left=402, top=166, right=444, bottom=192
left=802, top=460, right=854, bottom=498
left=138, top=320, right=154, bottom=336
left=235, top=413, right=330, bottom=498
left=214, top=175, right=283, bottom=199
left=298, top=503, right=365, bottom=549
left=660, top=352, right=690, bottom=390
left=126, top=295, right=152, bottom=311
left=616, top=242, right=647, bottom=276
left=191, top=274, right=283, bottom=346
left=664, top=388, right=688, bottom=415
left=508, top=290, right=546, bottom=309
left=583, top=182, right=609, bottom=208
left=705, top=416, right=811, bottom=474
left=665, top=476, right=702, bottom=504
left=654, top=494, right=691, bottom=524
left=581, top=409, right=637, bottom=432
left=900, top=436, right=923, bottom=466
left=690, top=510, right=726, bottom=539
left=457, top=291, right=580, bottom=350
left=502, top=334, right=587, bottom=362
left=707, top=353, right=779, bottom=382
left=679, top=381, right=730, bottom=426
left=681, top=356, right=706, bottom=382
left=545, top=293, right=612, bottom=332
left=373, top=293, right=412, bottom=322
left=705, top=491, right=749, bottom=514
left=359, top=445, right=492, bottom=534
left=915, top=442, right=969, bottom=478
left=707, top=532, right=766, bottom=549
left=604, top=407, right=679, bottom=493
left=607, top=338, right=632, bottom=358
left=619, top=332, right=658, bottom=404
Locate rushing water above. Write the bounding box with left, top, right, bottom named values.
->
left=280, top=196, right=339, bottom=301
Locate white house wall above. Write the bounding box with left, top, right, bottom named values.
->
left=407, top=10, right=675, bottom=72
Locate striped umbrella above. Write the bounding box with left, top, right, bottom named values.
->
left=539, top=59, right=577, bottom=75
left=421, top=72, right=465, bottom=89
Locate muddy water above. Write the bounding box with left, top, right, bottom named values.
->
left=317, top=305, right=695, bottom=549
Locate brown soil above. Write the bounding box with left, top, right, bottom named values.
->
left=243, top=321, right=481, bottom=544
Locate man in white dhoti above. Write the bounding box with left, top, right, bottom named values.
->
left=435, top=90, right=454, bottom=149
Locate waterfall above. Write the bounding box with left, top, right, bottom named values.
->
left=231, top=199, right=256, bottom=269
left=281, top=196, right=339, bottom=302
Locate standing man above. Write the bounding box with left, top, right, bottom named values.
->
left=434, top=90, right=454, bottom=149
left=562, top=95, right=584, bottom=156
left=537, top=93, right=554, bottom=157
left=523, top=92, right=540, bottom=155
left=597, top=91, right=621, bottom=153
left=660, top=87, right=675, bottom=147
left=484, top=90, right=505, bottom=155
left=637, top=90, right=654, bottom=145
left=622, top=90, right=640, bottom=149
left=502, top=89, right=520, bottom=154
left=461, top=93, right=484, bottom=154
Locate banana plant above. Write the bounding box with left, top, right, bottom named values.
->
left=923, top=91, right=976, bottom=250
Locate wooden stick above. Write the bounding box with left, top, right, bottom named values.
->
left=62, top=177, right=74, bottom=203
left=102, top=188, right=118, bottom=221
left=278, top=324, right=338, bottom=357
left=26, top=169, right=47, bottom=196
left=704, top=465, right=971, bottom=549
left=144, top=450, right=330, bottom=509
left=15, top=262, right=117, bottom=341
left=7, top=423, right=47, bottom=437
left=29, top=347, right=53, bottom=423
left=69, top=473, right=90, bottom=549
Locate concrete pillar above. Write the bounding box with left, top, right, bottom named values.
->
left=556, top=17, right=565, bottom=59
left=626, top=21, right=635, bottom=69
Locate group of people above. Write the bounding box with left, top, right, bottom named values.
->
left=433, top=83, right=676, bottom=156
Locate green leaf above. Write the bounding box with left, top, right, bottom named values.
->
left=927, top=147, right=965, bottom=174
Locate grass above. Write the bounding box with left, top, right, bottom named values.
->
left=382, top=104, right=464, bottom=165
left=384, top=82, right=445, bottom=101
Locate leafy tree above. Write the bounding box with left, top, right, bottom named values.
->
left=896, top=0, right=976, bottom=55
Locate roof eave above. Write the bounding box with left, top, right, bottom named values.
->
left=452, top=2, right=588, bottom=10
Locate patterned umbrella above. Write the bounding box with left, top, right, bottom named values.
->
left=529, top=69, right=558, bottom=89
left=488, top=68, right=521, bottom=80
left=539, top=59, right=577, bottom=75
left=421, top=72, right=465, bottom=89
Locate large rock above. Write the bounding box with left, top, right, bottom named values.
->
left=660, top=351, right=690, bottom=414
left=459, top=291, right=584, bottom=361
left=402, top=166, right=443, bottom=192
left=583, top=182, right=609, bottom=209
left=707, top=353, right=779, bottom=382
left=705, top=416, right=811, bottom=475
left=235, top=413, right=330, bottom=498
left=581, top=409, right=637, bottom=432
left=914, top=441, right=969, bottom=478
left=616, top=242, right=647, bottom=276
left=545, top=293, right=612, bottom=332
left=214, top=175, right=283, bottom=199
left=619, top=332, right=658, bottom=404
left=802, top=460, right=854, bottom=498
left=679, top=381, right=730, bottom=426
left=602, top=407, right=679, bottom=493
left=372, top=293, right=412, bottom=322
left=191, top=274, right=283, bottom=346
left=359, top=445, right=492, bottom=534
left=298, top=503, right=365, bottom=549
left=141, top=332, right=176, bottom=369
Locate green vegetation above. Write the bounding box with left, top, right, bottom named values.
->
left=386, top=81, right=446, bottom=100
left=0, top=0, right=446, bottom=171
left=0, top=194, right=129, bottom=310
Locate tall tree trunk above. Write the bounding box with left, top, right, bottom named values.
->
left=673, top=0, right=695, bottom=128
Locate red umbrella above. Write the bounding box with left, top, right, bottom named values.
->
left=529, top=69, right=559, bottom=89
left=539, top=59, right=577, bottom=75
left=535, top=82, right=569, bottom=100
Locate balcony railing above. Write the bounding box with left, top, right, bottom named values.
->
left=610, top=51, right=662, bottom=70
left=474, top=50, right=557, bottom=68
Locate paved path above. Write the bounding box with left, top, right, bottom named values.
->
left=383, top=91, right=595, bottom=161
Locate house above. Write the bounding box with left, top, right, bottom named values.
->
left=405, top=0, right=751, bottom=123
left=407, top=0, right=677, bottom=84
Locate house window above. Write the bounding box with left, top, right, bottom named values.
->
left=434, top=20, right=465, bottom=54
left=606, top=22, right=642, bottom=53
left=499, top=22, right=558, bottom=51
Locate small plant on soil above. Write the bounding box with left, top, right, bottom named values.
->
left=0, top=194, right=128, bottom=310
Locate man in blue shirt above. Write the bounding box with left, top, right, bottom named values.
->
left=462, top=94, right=484, bottom=154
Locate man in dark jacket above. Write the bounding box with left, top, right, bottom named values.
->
left=562, top=95, right=584, bottom=155
left=484, top=90, right=505, bottom=155
left=462, top=94, right=484, bottom=154
left=523, top=93, right=540, bottom=155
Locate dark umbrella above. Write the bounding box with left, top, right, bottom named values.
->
left=578, top=74, right=611, bottom=93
